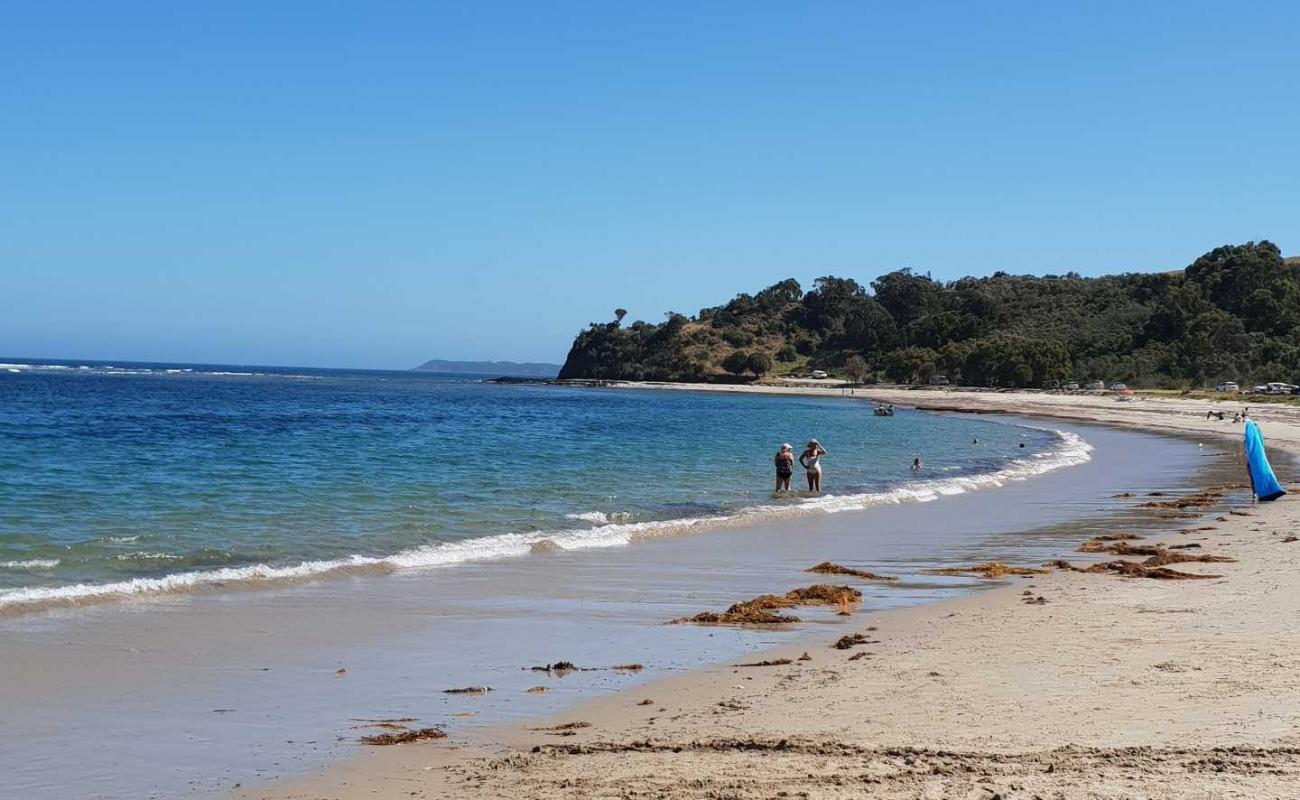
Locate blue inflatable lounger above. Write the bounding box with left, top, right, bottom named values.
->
left=1244, top=419, right=1286, bottom=502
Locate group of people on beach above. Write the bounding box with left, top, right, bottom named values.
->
left=773, top=440, right=827, bottom=493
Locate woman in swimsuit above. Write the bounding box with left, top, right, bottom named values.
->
left=800, top=439, right=827, bottom=492
left=774, top=443, right=794, bottom=492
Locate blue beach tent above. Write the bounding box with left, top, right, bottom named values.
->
left=1244, top=419, right=1286, bottom=502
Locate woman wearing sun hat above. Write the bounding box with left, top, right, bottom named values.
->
left=799, top=439, right=827, bottom=493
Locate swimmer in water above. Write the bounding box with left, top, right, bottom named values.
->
left=800, top=439, right=827, bottom=492
left=911, top=457, right=922, bottom=471
left=774, top=443, right=794, bottom=493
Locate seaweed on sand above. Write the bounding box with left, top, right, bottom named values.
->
left=443, top=686, right=491, bottom=694
left=1139, top=490, right=1226, bottom=510
left=672, top=584, right=862, bottom=626
left=1077, top=541, right=1163, bottom=556
left=360, top=727, right=446, bottom=746
left=806, top=562, right=898, bottom=581
left=832, top=633, right=869, bottom=650
left=735, top=658, right=794, bottom=667
left=784, top=584, right=862, bottom=606
left=675, top=603, right=801, bottom=625
left=1048, top=556, right=1224, bottom=579
left=1140, top=551, right=1235, bottom=568
left=922, top=562, right=1049, bottom=579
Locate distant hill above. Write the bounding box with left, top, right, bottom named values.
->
left=412, top=359, right=561, bottom=378
left=558, top=241, right=1300, bottom=389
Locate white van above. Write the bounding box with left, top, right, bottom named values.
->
left=810, top=370, right=828, bottom=379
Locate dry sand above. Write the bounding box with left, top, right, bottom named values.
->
left=241, top=388, right=1300, bottom=799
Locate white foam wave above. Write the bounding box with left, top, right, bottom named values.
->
left=0, top=427, right=1091, bottom=614
left=564, top=511, right=611, bottom=524
left=1, top=559, right=60, bottom=569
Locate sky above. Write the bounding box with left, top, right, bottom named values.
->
left=2, top=1, right=1297, bottom=369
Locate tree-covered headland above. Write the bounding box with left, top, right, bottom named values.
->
left=558, top=242, right=1300, bottom=388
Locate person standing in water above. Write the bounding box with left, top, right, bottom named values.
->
left=912, top=457, right=922, bottom=471
left=800, top=439, right=827, bottom=492
left=774, top=443, right=795, bottom=493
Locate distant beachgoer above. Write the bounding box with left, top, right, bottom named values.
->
left=1018, top=443, right=1025, bottom=448
left=972, top=438, right=979, bottom=445
left=800, top=439, right=827, bottom=492
left=774, top=443, right=794, bottom=492
left=911, top=457, right=922, bottom=471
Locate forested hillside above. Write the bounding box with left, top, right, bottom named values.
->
left=558, top=242, right=1300, bottom=388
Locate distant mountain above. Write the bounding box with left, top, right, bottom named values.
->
left=412, top=359, right=561, bottom=378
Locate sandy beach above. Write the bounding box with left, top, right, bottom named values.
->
left=240, top=387, right=1300, bottom=800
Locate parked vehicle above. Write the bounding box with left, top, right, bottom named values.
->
left=1084, top=380, right=1105, bottom=390
left=1061, top=381, right=1080, bottom=390
left=810, top=370, right=828, bottom=379
left=1265, top=382, right=1298, bottom=395
left=1109, top=382, right=1127, bottom=391
left=929, top=374, right=949, bottom=385
left=1216, top=382, right=1240, bottom=392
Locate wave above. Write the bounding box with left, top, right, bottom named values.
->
left=0, top=362, right=315, bottom=380
left=0, top=559, right=61, bottom=569
left=0, top=427, right=1091, bottom=614
left=564, top=511, right=612, bottom=524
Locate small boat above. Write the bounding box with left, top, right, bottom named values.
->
left=873, top=405, right=895, bottom=417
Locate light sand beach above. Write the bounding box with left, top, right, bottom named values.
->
left=242, top=388, right=1300, bottom=799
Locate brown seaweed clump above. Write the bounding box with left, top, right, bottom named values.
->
left=735, top=658, right=793, bottom=667
left=832, top=633, right=869, bottom=650
left=784, top=584, right=863, bottom=606
left=1083, top=561, right=1221, bottom=580
left=1139, top=490, right=1226, bottom=510
left=672, top=583, right=864, bottom=626
left=1047, top=558, right=1224, bottom=579
left=1140, top=551, right=1235, bottom=568
left=360, top=727, right=447, bottom=746
left=806, top=562, right=898, bottom=581
left=923, top=562, right=1049, bottom=579
left=675, top=603, right=802, bottom=626
left=1077, top=541, right=1163, bottom=556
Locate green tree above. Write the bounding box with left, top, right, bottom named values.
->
left=722, top=351, right=751, bottom=375
left=882, top=346, right=940, bottom=384
left=746, top=352, right=774, bottom=377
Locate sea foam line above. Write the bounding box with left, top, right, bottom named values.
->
left=0, top=559, right=61, bottom=570
left=0, top=428, right=1091, bottom=614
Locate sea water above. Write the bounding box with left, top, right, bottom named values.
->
left=0, top=359, right=1225, bottom=799
left=0, top=359, right=1077, bottom=612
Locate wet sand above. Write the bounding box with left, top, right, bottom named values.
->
left=240, top=389, right=1300, bottom=799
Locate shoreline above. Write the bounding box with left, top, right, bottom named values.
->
left=0, top=411, right=1085, bottom=617
left=241, top=389, right=1300, bottom=799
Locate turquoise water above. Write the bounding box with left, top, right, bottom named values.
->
left=0, top=359, right=1076, bottom=610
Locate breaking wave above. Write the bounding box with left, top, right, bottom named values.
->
left=0, top=428, right=1091, bottom=614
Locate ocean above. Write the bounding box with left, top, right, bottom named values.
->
left=0, top=358, right=1223, bottom=798
left=0, top=358, right=1080, bottom=613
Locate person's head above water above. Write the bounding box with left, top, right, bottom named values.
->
left=781, top=443, right=792, bottom=452
left=807, top=439, right=820, bottom=449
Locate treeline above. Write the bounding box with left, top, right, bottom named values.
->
left=557, top=242, right=1300, bottom=388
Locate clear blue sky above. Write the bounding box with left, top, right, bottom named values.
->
left=2, top=2, right=1296, bottom=369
